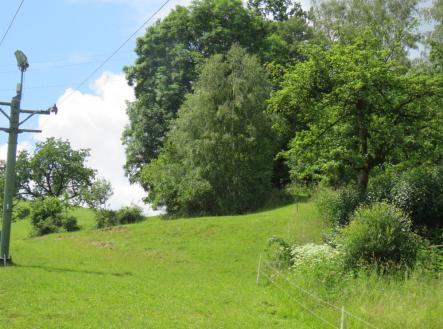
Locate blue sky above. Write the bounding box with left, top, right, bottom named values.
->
left=0, top=0, right=311, bottom=211
left=0, top=0, right=184, bottom=115
left=0, top=0, right=197, bottom=211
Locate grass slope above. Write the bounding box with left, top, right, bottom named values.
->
left=0, top=203, right=327, bottom=329
left=0, top=203, right=441, bottom=329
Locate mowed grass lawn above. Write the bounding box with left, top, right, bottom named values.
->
left=0, top=203, right=328, bottom=329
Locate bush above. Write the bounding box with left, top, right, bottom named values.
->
left=316, top=184, right=365, bottom=227
left=95, top=209, right=118, bottom=229
left=31, top=197, right=78, bottom=236
left=116, top=205, right=144, bottom=224
left=95, top=205, right=144, bottom=228
left=391, top=167, right=443, bottom=229
left=290, top=243, right=346, bottom=293
left=13, top=203, right=31, bottom=221
left=337, top=202, right=420, bottom=272
left=266, top=236, right=293, bottom=269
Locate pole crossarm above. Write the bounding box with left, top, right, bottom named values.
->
left=20, top=109, right=50, bottom=115
left=0, top=101, right=11, bottom=107
left=18, top=128, right=42, bottom=133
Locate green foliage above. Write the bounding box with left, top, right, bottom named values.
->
left=116, top=205, right=144, bottom=224
left=122, top=0, right=311, bottom=182
left=30, top=197, right=78, bottom=236
left=123, top=0, right=266, bottom=181
left=12, top=203, right=30, bottom=221
left=269, top=34, right=443, bottom=189
left=313, top=0, right=420, bottom=60
left=16, top=138, right=96, bottom=204
left=391, top=167, right=443, bottom=229
left=337, top=202, right=420, bottom=272
left=266, top=236, right=293, bottom=268
left=81, top=178, right=113, bottom=210
left=290, top=243, right=346, bottom=293
left=315, top=185, right=365, bottom=227
left=95, top=209, right=118, bottom=229
left=142, top=46, right=275, bottom=216
left=95, top=206, right=144, bottom=229
left=367, top=166, right=443, bottom=233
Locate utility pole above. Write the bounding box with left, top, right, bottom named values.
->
left=0, top=50, right=57, bottom=266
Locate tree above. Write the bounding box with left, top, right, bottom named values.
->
left=122, top=0, right=311, bottom=183
left=142, top=46, right=275, bottom=215
left=16, top=138, right=96, bottom=203
left=248, top=0, right=304, bottom=21
left=123, top=0, right=268, bottom=182
left=269, top=35, right=443, bottom=190
left=428, top=0, right=443, bottom=69
left=312, top=0, right=421, bottom=60
left=81, top=178, right=113, bottom=210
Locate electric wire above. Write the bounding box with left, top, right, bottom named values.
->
left=57, top=0, right=172, bottom=107
left=262, top=262, right=380, bottom=329
left=38, top=0, right=173, bottom=131
left=0, top=0, right=25, bottom=49
left=262, top=271, right=339, bottom=328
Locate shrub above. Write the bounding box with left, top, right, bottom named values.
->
left=13, top=203, right=31, bottom=221
left=266, top=236, right=293, bottom=269
left=391, top=167, right=443, bottom=229
left=337, top=202, right=420, bottom=272
left=95, top=209, right=118, bottom=229
left=290, top=243, right=346, bottom=292
left=116, top=205, right=144, bottom=224
left=95, top=205, right=144, bottom=228
left=31, top=197, right=78, bottom=236
left=316, top=184, right=365, bottom=227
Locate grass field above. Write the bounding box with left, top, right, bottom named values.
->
left=0, top=203, right=441, bottom=328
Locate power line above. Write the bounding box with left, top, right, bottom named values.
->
left=58, top=0, right=172, bottom=107
left=0, top=0, right=25, bottom=49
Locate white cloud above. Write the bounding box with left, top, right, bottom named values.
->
left=37, top=72, right=159, bottom=215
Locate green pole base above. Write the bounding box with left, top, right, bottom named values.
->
left=0, top=256, right=12, bottom=267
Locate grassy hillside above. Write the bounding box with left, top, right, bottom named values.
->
left=0, top=203, right=441, bottom=328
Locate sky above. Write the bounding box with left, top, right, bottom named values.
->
left=0, top=0, right=316, bottom=213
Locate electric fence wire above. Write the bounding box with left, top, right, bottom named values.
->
left=0, top=0, right=25, bottom=49
left=261, top=271, right=339, bottom=329
left=262, top=262, right=380, bottom=329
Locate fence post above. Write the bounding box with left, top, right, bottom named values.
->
left=340, top=305, right=345, bottom=329
left=256, top=254, right=262, bottom=284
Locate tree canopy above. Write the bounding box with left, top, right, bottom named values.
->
left=142, top=46, right=275, bottom=215
left=269, top=34, right=443, bottom=189
left=122, top=0, right=311, bottom=182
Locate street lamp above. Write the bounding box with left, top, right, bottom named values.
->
left=14, top=50, right=29, bottom=72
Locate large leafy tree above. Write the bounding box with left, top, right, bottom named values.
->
left=312, top=0, right=421, bottom=60
left=142, top=46, right=275, bottom=215
left=269, top=35, right=443, bottom=190
left=123, top=0, right=311, bottom=183
left=16, top=138, right=96, bottom=204
left=123, top=0, right=267, bottom=181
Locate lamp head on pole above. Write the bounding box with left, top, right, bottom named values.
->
left=14, top=50, right=29, bottom=72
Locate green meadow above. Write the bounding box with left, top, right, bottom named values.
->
left=0, top=203, right=441, bottom=329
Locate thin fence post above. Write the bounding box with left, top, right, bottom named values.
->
left=256, top=254, right=262, bottom=284
left=340, top=306, right=345, bottom=329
